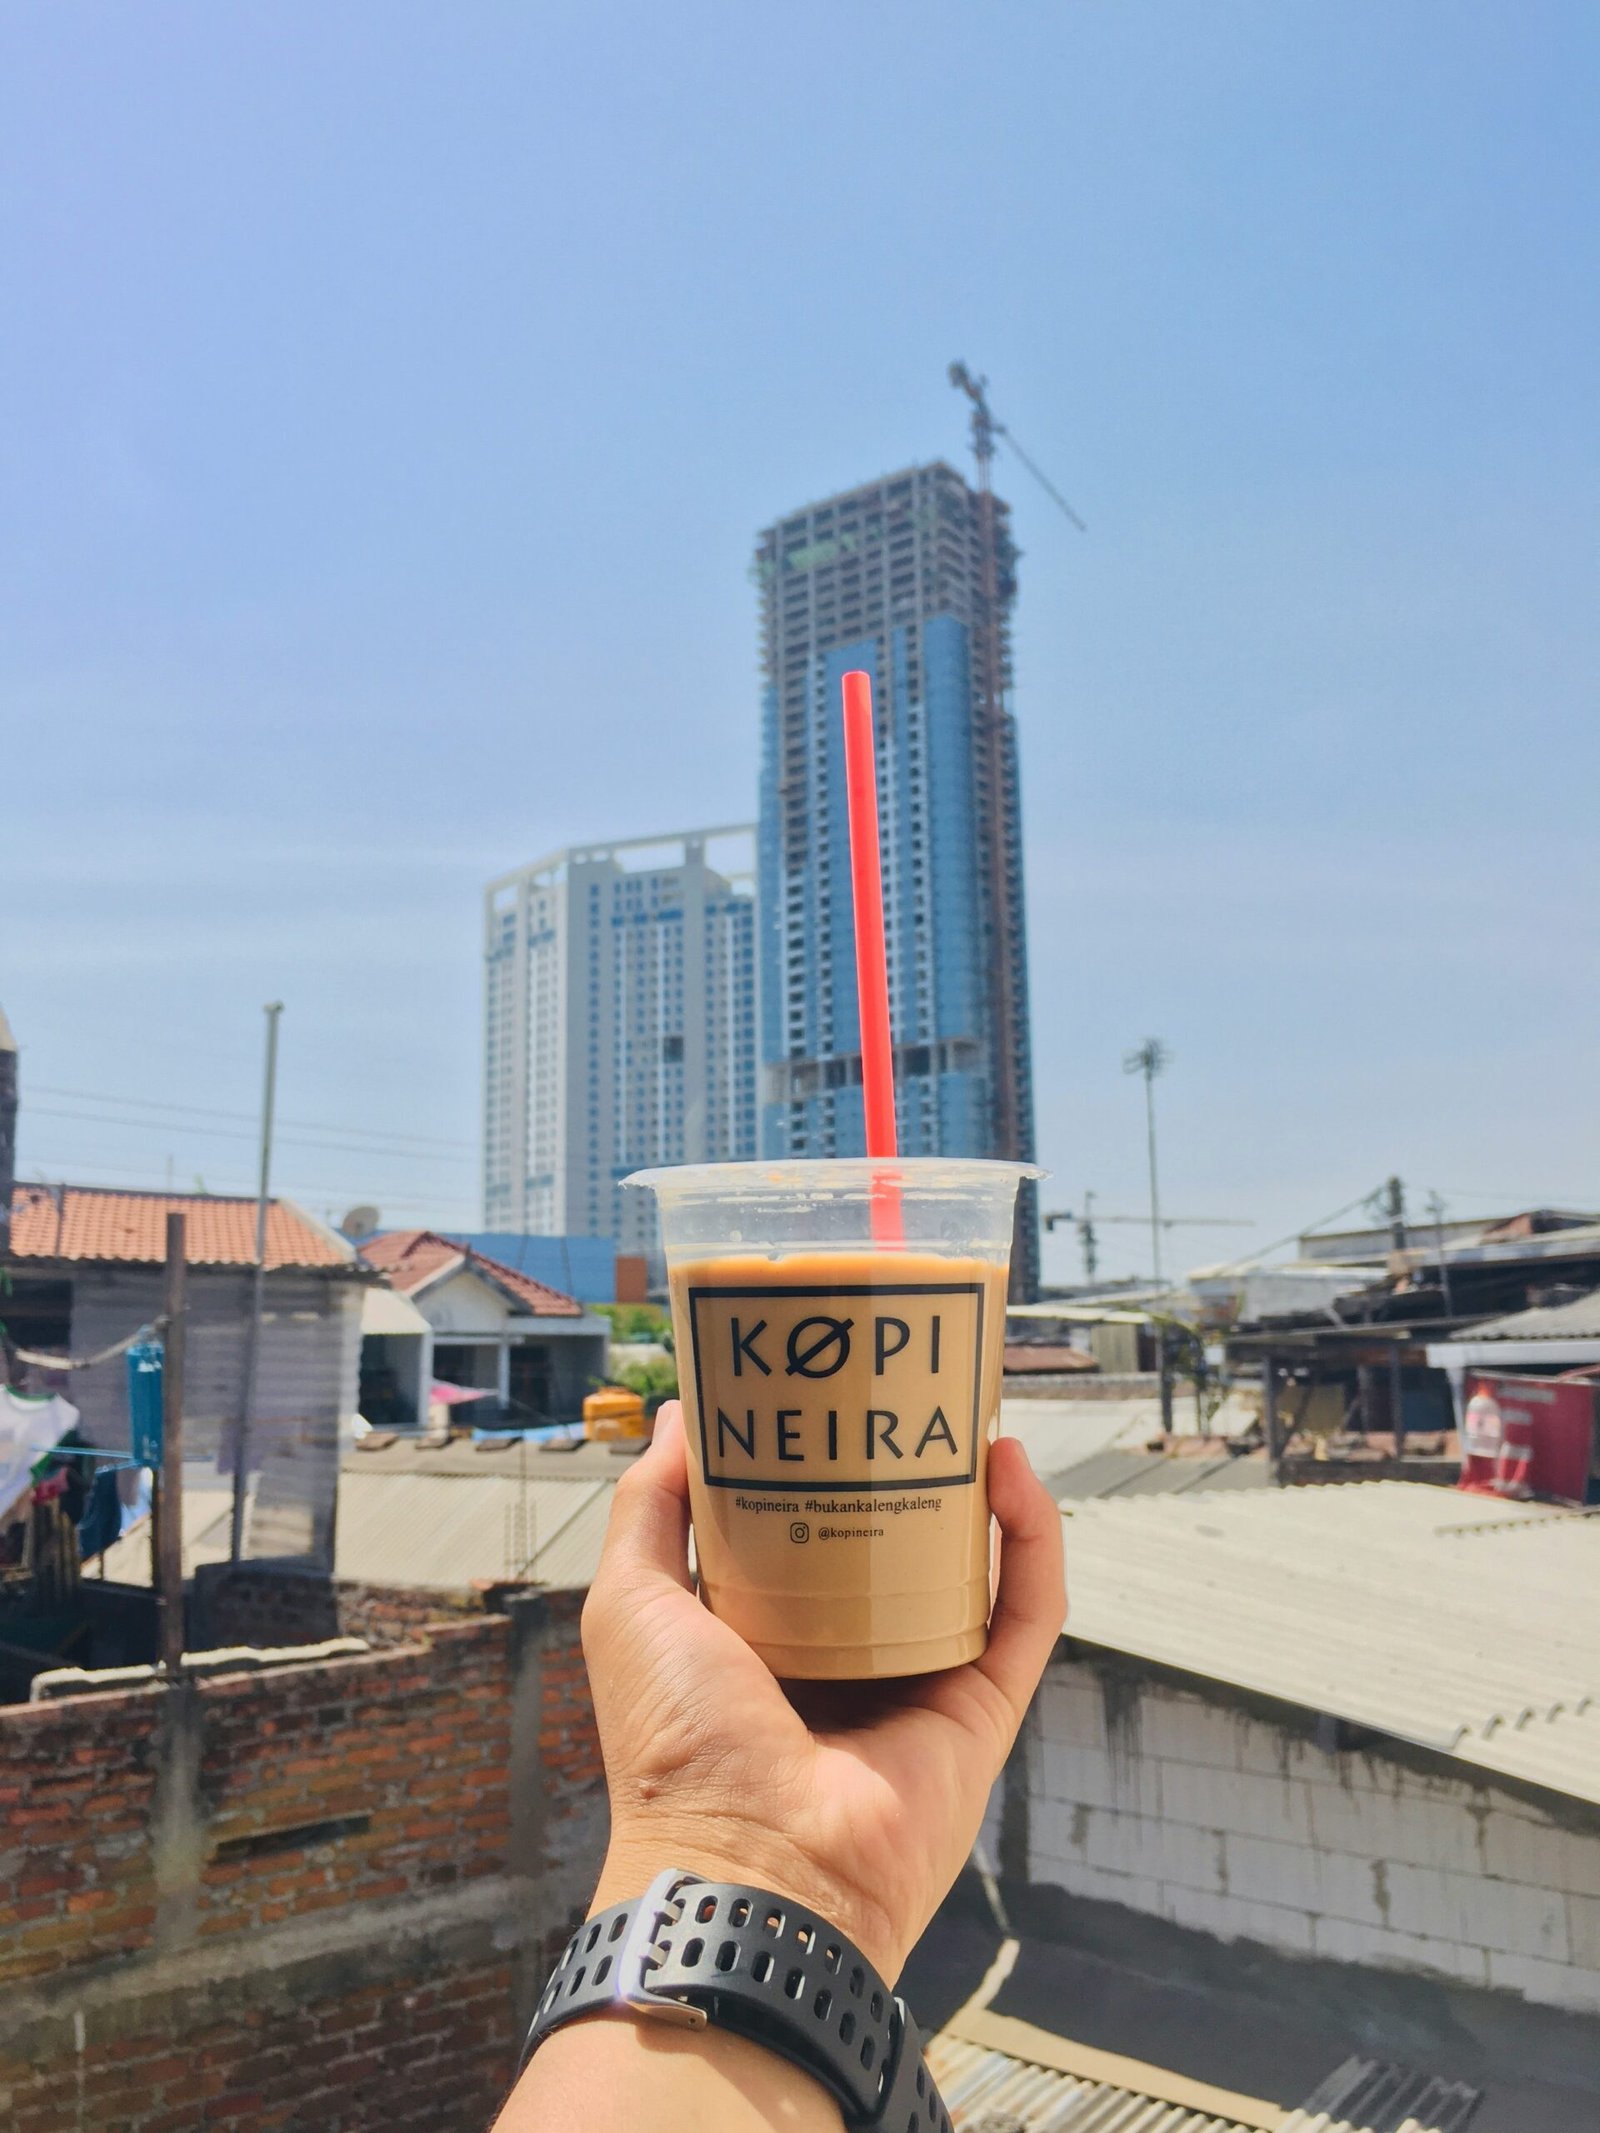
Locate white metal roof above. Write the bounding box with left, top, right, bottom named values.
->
left=331, top=1468, right=613, bottom=1589
left=98, top=1476, right=234, bottom=1584
left=1060, top=1483, right=1600, bottom=1805
left=100, top=1464, right=619, bottom=1593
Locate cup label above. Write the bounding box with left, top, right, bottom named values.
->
left=686, top=1280, right=984, bottom=1492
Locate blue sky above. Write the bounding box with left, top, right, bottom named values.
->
left=3, top=3, right=1596, bottom=1282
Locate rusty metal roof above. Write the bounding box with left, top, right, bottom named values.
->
left=8, top=1184, right=355, bottom=1270
left=928, top=2033, right=1268, bottom=2132
left=930, top=2033, right=1480, bottom=2133
left=1279, top=2055, right=1482, bottom=2132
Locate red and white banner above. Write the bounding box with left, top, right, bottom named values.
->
left=1458, top=1372, right=1594, bottom=1505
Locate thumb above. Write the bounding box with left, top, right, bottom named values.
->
left=593, top=1401, right=694, bottom=1596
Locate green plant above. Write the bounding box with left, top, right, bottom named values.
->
left=594, top=1302, right=673, bottom=1347
left=612, top=1354, right=679, bottom=1404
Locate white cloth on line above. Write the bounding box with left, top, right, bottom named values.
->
left=0, top=1386, right=81, bottom=1523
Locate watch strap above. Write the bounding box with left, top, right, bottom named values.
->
left=520, top=1869, right=950, bottom=2133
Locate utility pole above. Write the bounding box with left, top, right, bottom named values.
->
left=0, top=1005, right=16, bottom=1259
left=230, top=1002, right=283, bottom=1567
left=159, top=1213, right=186, bottom=1676
left=1079, top=1190, right=1098, bottom=1283
left=1384, top=1174, right=1407, bottom=1254
left=1123, top=1038, right=1170, bottom=1283
left=1426, top=1190, right=1455, bottom=1319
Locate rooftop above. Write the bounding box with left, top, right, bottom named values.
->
left=1452, top=1289, right=1600, bottom=1342
left=6, top=1184, right=355, bottom=1270
left=359, top=1229, right=584, bottom=1317
left=1061, top=1482, right=1600, bottom=1808
left=920, top=1923, right=1488, bottom=2133
left=929, top=2027, right=1267, bottom=2132
left=99, top=1438, right=640, bottom=1592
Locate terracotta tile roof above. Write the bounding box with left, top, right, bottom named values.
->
left=360, top=1230, right=583, bottom=1318
left=7, top=1185, right=354, bottom=1270
left=1003, top=1344, right=1099, bottom=1376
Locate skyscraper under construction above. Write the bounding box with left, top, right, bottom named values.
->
left=755, top=459, right=1040, bottom=1297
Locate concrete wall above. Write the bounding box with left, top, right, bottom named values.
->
left=0, top=1591, right=607, bottom=2132
left=1025, top=1653, right=1600, bottom=2016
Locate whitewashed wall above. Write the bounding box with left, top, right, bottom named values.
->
left=1025, top=1655, right=1600, bottom=2015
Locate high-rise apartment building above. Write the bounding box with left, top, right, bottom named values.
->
left=483, top=828, right=757, bottom=1255
left=756, top=461, right=1040, bottom=1295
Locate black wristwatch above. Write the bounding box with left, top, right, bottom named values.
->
left=518, top=1869, right=950, bottom=2133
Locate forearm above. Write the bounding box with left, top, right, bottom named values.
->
left=495, top=2007, right=844, bottom=2131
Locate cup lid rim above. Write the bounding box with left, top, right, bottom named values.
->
left=624, top=1157, right=1047, bottom=1194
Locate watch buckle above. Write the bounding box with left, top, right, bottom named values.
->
left=615, top=1868, right=708, bottom=2030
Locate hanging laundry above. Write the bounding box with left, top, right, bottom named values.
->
left=76, top=1466, right=125, bottom=1562
left=0, top=1386, right=80, bottom=1524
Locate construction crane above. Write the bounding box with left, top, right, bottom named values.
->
left=948, top=364, right=1086, bottom=1303
left=1043, top=1192, right=1254, bottom=1285
left=949, top=363, right=1087, bottom=531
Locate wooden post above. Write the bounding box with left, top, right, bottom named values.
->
left=159, top=1212, right=187, bottom=1678
left=1263, top=1352, right=1282, bottom=1483
left=1389, top=1343, right=1406, bottom=1463
left=1157, top=1326, right=1174, bottom=1439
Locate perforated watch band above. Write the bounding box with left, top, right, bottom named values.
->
left=519, top=1869, right=951, bottom=2133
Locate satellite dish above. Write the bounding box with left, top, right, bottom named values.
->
left=341, top=1204, right=381, bottom=1241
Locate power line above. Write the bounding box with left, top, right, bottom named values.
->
left=23, top=1103, right=473, bottom=1168
left=22, top=1153, right=485, bottom=1224
left=27, top=1083, right=473, bottom=1153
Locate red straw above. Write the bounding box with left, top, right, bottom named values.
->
left=842, top=671, right=903, bottom=1243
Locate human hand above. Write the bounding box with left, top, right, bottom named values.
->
left=581, top=1402, right=1066, bottom=1983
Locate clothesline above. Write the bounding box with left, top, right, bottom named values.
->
left=4, top=1319, right=164, bottom=1372
left=36, top=1444, right=143, bottom=1465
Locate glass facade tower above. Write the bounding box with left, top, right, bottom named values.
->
left=755, top=462, right=1039, bottom=1296
left=483, top=828, right=757, bottom=1256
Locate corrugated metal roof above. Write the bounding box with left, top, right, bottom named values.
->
left=100, top=1463, right=619, bottom=1593
left=346, top=1435, right=635, bottom=1482
left=99, top=1478, right=233, bottom=1583
left=1061, top=1483, right=1600, bottom=1805
left=1455, top=1289, right=1600, bottom=1341
left=1279, top=2054, right=1482, bottom=2133
left=928, top=2035, right=1264, bottom=2132
left=331, top=1468, right=610, bottom=1588
left=8, top=1185, right=354, bottom=1269
left=1000, top=1400, right=1170, bottom=1490
left=1052, top=1448, right=1269, bottom=1501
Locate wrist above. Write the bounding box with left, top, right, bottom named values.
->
left=593, top=1826, right=906, bottom=1985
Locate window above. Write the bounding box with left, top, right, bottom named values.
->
left=663, top=1034, right=684, bottom=1063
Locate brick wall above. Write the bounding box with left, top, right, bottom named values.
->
left=3, top=1959, right=514, bottom=2133
left=0, top=1591, right=607, bottom=2132
left=1025, top=1654, right=1600, bottom=2015
left=0, top=1687, right=163, bottom=1987
left=192, top=1564, right=491, bottom=1651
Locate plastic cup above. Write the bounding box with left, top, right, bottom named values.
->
left=626, top=1157, right=1040, bottom=1680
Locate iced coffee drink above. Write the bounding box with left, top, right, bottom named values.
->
left=629, top=1160, right=1037, bottom=1680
